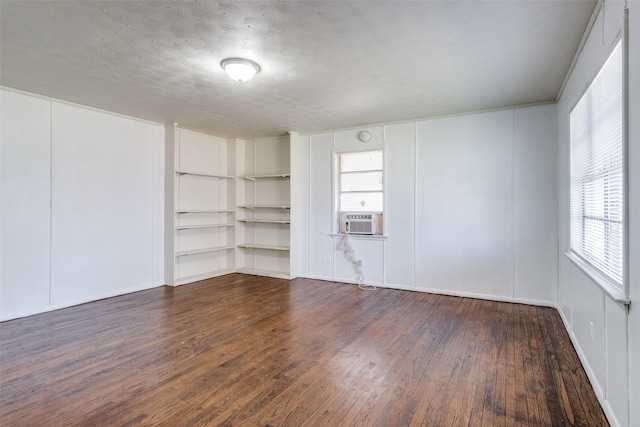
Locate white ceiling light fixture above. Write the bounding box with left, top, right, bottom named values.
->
left=220, top=58, right=261, bottom=82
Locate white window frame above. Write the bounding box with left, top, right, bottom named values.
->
left=567, top=34, right=629, bottom=305
left=333, top=148, right=385, bottom=235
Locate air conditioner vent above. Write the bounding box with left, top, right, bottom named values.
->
left=340, top=213, right=377, bottom=235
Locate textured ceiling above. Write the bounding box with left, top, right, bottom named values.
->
left=0, top=0, right=596, bottom=139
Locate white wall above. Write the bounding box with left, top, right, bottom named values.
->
left=297, top=103, right=558, bottom=306
left=1, top=90, right=52, bottom=318
left=0, top=88, right=165, bottom=321
left=556, top=2, right=638, bottom=426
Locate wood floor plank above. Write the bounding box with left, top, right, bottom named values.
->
left=0, top=274, right=608, bottom=426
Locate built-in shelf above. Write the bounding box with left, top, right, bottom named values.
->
left=176, top=223, right=235, bottom=230
left=237, top=219, right=290, bottom=224
left=168, top=128, right=236, bottom=286
left=176, top=209, right=235, bottom=214
left=175, top=245, right=235, bottom=257
left=241, top=174, right=290, bottom=180
left=237, top=205, right=290, bottom=210
left=176, top=170, right=234, bottom=179
left=235, top=267, right=290, bottom=280
left=175, top=269, right=236, bottom=286
left=237, top=243, right=290, bottom=251
left=235, top=136, right=292, bottom=279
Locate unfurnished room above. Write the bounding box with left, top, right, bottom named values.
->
left=0, top=1, right=638, bottom=426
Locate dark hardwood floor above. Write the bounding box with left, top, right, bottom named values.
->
left=0, top=274, right=607, bottom=426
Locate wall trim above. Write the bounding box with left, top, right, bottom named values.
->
left=301, top=101, right=556, bottom=138
left=0, top=86, right=163, bottom=128
left=297, top=274, right=556, bottom=308
left=0, top=282, right=162, bottom=322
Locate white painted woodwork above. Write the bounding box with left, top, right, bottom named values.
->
left=235, top=136, right=292, bottom=278
left=512, top=105, right=558, bottom=303
left=307, top=132, right=335, bottom=280
left=628, top=4, right=640, bottom=427
left=556, top=3, right=637, bottom=425
left=0, top=90, right=52, bottom=320
left=289, top=131, right=300, bottom=279
left=169, top=128, right=235, bottom=285
left=50, top=102, right=162, bottom=306
left=296, top=134, right=311, bottom=277
left=1, top=89, right=164, bottom=320
left=383, top=122, right=416, bottom=288
left=416, top=111, right=514, bottom=298
left=1, top=2, right=637, bottom=423
left=298, top=104, right=558, bottom=303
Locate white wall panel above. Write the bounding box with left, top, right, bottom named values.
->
left=556, top=3, right=636, bottom=425
left=0, top=90, right=51, bottom=320
left=334, top=126, right=384, bottom=150
left=626, top=3, right=640, bottom=426
left=50, top=102, right=157, bottom=306
left=415, top=111, right=513, bottom=298
left=570, top=264, right=606, bottom=396
left=152, top=125, right=165, bottom=285
left=383, top=122, right=415, bottom=288
left=253, top=136, right=290, bottom=175
left=308, top=132, right=335, bottom=279
left=557, top=79, right=574, bottom=322
left=604, top=296, right=629, bottom=427
left=334, top=236, right=383, bottom=285
left=513, top=105, right=557, bottom=302
left=301, top=105, right=558, bottom=303
left=177, top=130, right=223, bottom=175
left=296, top=134, right=311, bottom=276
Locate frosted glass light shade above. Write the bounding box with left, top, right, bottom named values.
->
left=221, top=58, right=261, bottom=82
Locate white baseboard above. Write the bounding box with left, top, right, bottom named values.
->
left=556, top=305, right=619, bottom=427
left=296, top=274, right=555, bottom=307
left=0, top=282, right=162, bottom=322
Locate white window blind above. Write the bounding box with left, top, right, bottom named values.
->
left=338, top=150, right=383, bottom=212
left=570, top=40, right=624, bottom=288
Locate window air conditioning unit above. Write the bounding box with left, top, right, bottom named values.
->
left=340, top=213, right=377, bottom=235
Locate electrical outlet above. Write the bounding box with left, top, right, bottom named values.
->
left=326, top=255, right=331, bottom=264
left=589, top=321, right=595, bottom=341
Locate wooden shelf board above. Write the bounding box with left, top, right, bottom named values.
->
left=176, top=224, right=235, bottom=230
left=176, top=170, right=234, bottom=179
left=235, top=268, right=290, bottom=280
left=237, top=244, right=290, bottom=251
left=241, top=174, right=290, bottom=180
left=237, top=219, right=290, bottom=224
left=175, top=245, right=235, bottom=257
left=237, top=205, right=290, bottom=210
left=176, top=209, right=235, bottom=214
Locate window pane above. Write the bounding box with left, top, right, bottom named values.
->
left=340, top=192, right=383, bottom=212
left=584, top=219, right=605, bottom=264
left=341, top=171, right=383, bottom=192
left=340, top=151, right=383, bottom=172
left=569, top=40, right=624, bottom=288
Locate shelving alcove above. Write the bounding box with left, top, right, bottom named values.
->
left=165, top=125, right=236, bottom=285
left=235, top=135, right=296, bottom=279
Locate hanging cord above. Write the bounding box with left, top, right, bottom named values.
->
left=339, top=234, right=376, bottom=291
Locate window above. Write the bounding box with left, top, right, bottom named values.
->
left=338, top=150, right=383, bottom=213
left=570, top=40, right=625, bottom=289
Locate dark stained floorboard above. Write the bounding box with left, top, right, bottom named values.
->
left=0, top=274, right=608, bottom=426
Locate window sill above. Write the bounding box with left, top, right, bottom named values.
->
left=565, top=252, right=630, bottom=306
left=330, top=233, right=388, bottom=241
